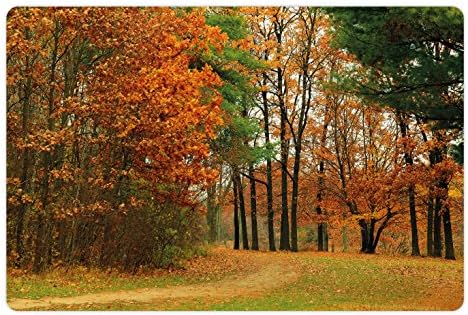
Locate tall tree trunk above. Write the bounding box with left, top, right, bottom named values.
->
left=278, top=75, right=290, bottom=251
left=442, top=205, right=455, bottom=260
left=232, top=175, right=240, bottom=250
left=427, top=191, right=434, bottom=256
left=316, top=158, right=325, bottom=251
left=317, top=221, right=323, bottom=251
left=290, top=24, right=315, bottom=252
left=273, top=16, right=290, bottom=251
left=418, top=122, right=435, bottom=257
left=261, top=72, right=276, bottom=251
left=418, top=123, right=450, bottom=259
left=398, top=115, right=420, bottom=256
left=439, top=180, right=455, bottom=260
left=266, top=159, right=276, bottom=251
left=408, top=184, right=420, bottom=256
left=248, top=164, right=259, bottom=250
left=290, top=143, right=301, bottom=252
left=206, top=184, right=218, bottom=243
left=433, top=196, right=442, bottom=257
left=432, top=146, right=444, bottom=258
left=216, top=165, right=224, bottom=242
left=266, top=157, right=276, bottom=251
left=16, top=54, right=33, bottom=266
left=274, top=20, right=290, bottom=251
left=235, top=171, right=249, bottom=250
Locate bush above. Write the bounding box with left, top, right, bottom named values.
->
left=97, top=196, right=207, bottom=271
left=8, top=179, right=207, bottom=273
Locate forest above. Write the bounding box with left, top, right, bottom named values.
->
left=6, top=7, right=464, bottom=311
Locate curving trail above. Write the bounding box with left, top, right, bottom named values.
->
left=8, top=251, right=299, bottom=310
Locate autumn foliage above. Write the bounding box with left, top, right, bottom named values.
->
left=7, top=7, right=227, bottom=271
left=7, top=7, right=463, bottom=273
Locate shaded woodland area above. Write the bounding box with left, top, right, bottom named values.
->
left=6, top=7, right=463, bottom=274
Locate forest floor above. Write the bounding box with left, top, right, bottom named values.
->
left=7, top=246, right=464, bottom=311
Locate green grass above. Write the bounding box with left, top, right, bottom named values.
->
left=8, top=270, right=179, bottom=300
left=205, top=255, right=463, bottom=311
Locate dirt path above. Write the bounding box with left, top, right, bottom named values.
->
left=8, top=253, right=299, bottom=310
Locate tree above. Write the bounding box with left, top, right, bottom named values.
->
left=395, top=112, right=420, bottom=256
left=327, top=7, right=462, bottom=257
left=317, top=92, right=405, bottom=253
left=416, top=126, right=460, bottom=259
left=243, top=7, right=279, bottom=251
left=327, top=7, right=463, bottom=131
left=204, top=9, right=269, bottom=251
left=7, top=7, right=227, bottom=271
left=245, top=8, right=339, bottom=252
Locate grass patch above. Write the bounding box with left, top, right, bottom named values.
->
left=8, top=267, right=193, bottom=300
left=203, top=253, right=463, bottom=311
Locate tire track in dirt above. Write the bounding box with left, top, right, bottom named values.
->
left=8, top=252, right=299, bottom=310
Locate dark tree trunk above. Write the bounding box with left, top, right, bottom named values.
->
left=316, top=159, right=325, bottom=252
left=365, top=220, right=375, bottom=253
left=433, top=196, right=442, bottom=257
left=278, top=74, right=290, bottom=251
left=290, top=28, right=315, bottom=252
left=419, top=129, right=454, bottom=259
left=398, top=115, right=420, bottom=256
left=418, top=126, right=437, bottom=258
left=232, top=175, right=240, bottom=250
left=442, top=205, right=455, bottom=260
left=360, top=214, right=391, bottom=254
left=316, top=112, right=330, bottom=252
left=323, top=223, right=329, bottom=252
left=261, top=73, right=276, bottom=251
left=266, top=161, right=276, bottom=251
left=372, top=215, right=392, bottom=253
left=433, top=148, right=443, bottom=258
left=274, top=17, right=290, bottom=251
left=290, top=143, right=301, bottom=252
left=279, top=174, right=290, bottom=250
left=248, top=164, right=259, bottom=250
left=438, top=180, right=455, bottom=260
left=235, top=171, right=249, bottom=250
left=266, top=159, right=276, bottom=251
left=408, top=184, right=420, bottom=256
left=317, top=221, right=324, bottom=251
left=359, top=219, right=368, bottom=252
left=427, top=192, right=434, bottom=256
